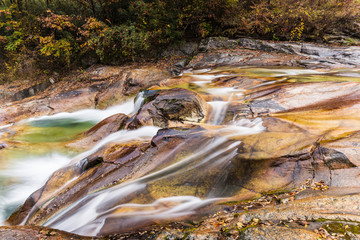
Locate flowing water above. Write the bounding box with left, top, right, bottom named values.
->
left=1, top=66, right=360, bottom=236
left=0, top=99, right=136, bottom=223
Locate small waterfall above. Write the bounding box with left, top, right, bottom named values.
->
left=0, top=153, right=71, bottom=223
left=133, top=91, right=145, bottom=114
left=16, top=126, right=161, bottom=226
left=208, top=101, right=229, bottom=125
left=207, top=94, right=234, bottom=125
left=206, top=87, right=239, bottom=96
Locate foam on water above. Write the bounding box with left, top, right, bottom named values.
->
left=0, top=123, right=13, bottom=137
left=223, top=118, right=266, bottom=137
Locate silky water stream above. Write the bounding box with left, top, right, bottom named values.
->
left=1, top=66, right=360, bottom=236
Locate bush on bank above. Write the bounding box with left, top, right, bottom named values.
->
left=0, top=0, right=359, bottom=80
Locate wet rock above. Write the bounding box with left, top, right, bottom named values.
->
left=313, top=147, right=356, bottom=170
left=0, top=226, right=92, bottom=240
left=128, top=88, right=208, bottom=128
left=170, top=60, right=188, bottom=76
left=188, top=49, right=303, bottom=69
left=190, top=52, right=253, bottom=69
left=7, top=127, right=213, bottom=229
left=4, top=120, right=345, bottom=235
left=0, top=99, right=53, bottom=124
left=67, top=113, right=129, bottom=149
left=246, top=81, right=360, bottom=116
left=95, top=80, right=125, bottom=109
left=5, top=42, right=360, bottom=238
left=7, top=112, right=360, bottom=236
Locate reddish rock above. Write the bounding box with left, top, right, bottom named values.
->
left=67, top=113, right=129, bottom=149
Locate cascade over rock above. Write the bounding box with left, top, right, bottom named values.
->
left=3, top=39, right=360, bottom=239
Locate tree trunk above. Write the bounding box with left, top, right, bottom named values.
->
left=90, top=0, right=96, bottom=17
left=16, top=0, right=23, bottom=11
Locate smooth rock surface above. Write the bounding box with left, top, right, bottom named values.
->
left=67, top=113, right=129, bottom=149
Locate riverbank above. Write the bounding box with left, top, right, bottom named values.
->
left=2, top=37, right=360, bottom=125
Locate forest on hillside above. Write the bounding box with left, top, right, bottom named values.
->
left=0, top=0, right=360, bottom=79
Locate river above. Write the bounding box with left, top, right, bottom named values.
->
left=1, top=66, right=360, bottom=236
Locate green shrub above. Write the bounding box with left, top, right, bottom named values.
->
left=0, top=0, right=360, bottom=81
left=230, top=0, right=360, bottom=41
left=84, top=23, right=151, bottom=63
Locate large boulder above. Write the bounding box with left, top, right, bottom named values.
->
left=127, top=88, right=208, bottom=128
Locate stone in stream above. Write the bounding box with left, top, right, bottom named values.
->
left=127, top=88, right=208, bottom=128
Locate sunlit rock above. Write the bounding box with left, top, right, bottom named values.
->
left=67, top=113, right=129, bottom=149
